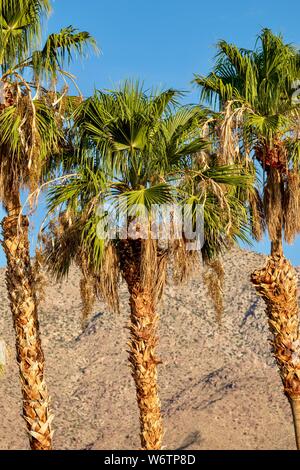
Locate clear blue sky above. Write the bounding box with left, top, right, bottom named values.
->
left=0, top=0, right=299, bottom=265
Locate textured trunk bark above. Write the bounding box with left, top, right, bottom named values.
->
left=290, top=397, right=300, bottom=450
left=2, top=213, right=53, bottom=450
left=119, top=239, right=163, bottom=450
left=271, top=225, right=283, bottom=257
left=251, top=255, right=300, bottom=450
left=128, top=286, right=163, bottom=450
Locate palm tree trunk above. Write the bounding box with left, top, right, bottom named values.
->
left=1, top=209, right=53, bottom=450
left=271, top=225, right=283, bottom=257
left=290, top=397, right=300, bottom=449
left=128, top=285, right=163, bottom=450
left=251, top=254, right=300, bottom=449
left=120, top=239, right=163, bottom=450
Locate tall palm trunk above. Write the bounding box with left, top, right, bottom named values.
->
left=1, top=192, right=53, bottom=450
left=271, top=223, right=283, bottom=257
left=120, top=239, right=163, bottom=450
left=251, top=254, right=300, bottom=449
left=252, top=167, right=300, bottom=449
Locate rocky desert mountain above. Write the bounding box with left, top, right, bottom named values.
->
left=0, top=247, right=297, bottom=450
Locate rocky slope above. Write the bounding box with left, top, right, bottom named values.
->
left=0, top=247, right=297, bottom=449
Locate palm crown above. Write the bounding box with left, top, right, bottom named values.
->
left=194, top=28, right=300, bottom=246
left=0, top=1, right=97, bottom=213
left=44, top=82, right=251, bottom=311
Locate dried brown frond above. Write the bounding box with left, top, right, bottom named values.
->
left=194, top=150, right=210, bottom=169
left=118, top=235, right=168, bottom=309
left=17, top=94, right=41, bottom=197
left=76, top=251, right=96, bottom=326
left=95, top=243, right=120, bottom=314
left=43, top=210, right=121, bottom=321
left=14, top=78, right=45, bottom=199
left=204, top=177, right=233, bottom=236
left=203, top=257, right=225, bottom=324
left=79, top=274, right=96, bottom=324
left=140, top=234, right=168, bottom=306
left=45, top=212, right=98, bottom=323
left=59, top=94, right=83, bottom=117
left=0, top=147, right=20, bottom=215
left=140, top=236, right=158, bottom=293
left=219, top=101, right=245, bottom=164
left=44, top=87, right=83, bottom=124
left=249, top=187, right=266, bottom=241
left=42, top=212, right=82, bottom=280
left=263, top=168, right=283, bottom=242
left=284, top=170, right=300, bottom=244
left=154, top=250, right=168, bottom=304
left=171, top=238, right=202, bottom=284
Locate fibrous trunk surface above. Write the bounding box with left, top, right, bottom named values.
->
left=120, top=239, right=163, bottom=450
left=251, top=254, right=300, bottom=449
left=2, top=215, right=53, bottom=450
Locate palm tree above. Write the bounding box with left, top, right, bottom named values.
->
left=42, top=82, right=251, bottom=449
left=194, top=28, right=300, bottom=448
left=0, top=0, right=96, bottom=450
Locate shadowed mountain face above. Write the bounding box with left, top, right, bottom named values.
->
left=0, top=247, right=297, bottom=450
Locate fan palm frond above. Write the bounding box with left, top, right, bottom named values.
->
left=31, top=26, right=99, bottom=80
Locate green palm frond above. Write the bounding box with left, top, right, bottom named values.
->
left=203, top=165, right=254, bottom=187
left=42, top=215, right=83, bottom=280
left=117, top=184, right=174, bottom=216
left=0, top=97, right=60, bottom=164
left=31, top=26, right=98, bottom=80
left=246, top=113, right=290, bottom=139
left=195, top=28, right=299, bottom=118
left=47, top=166, right=106, bottom=214
left=194, top=73, right=237, bottom=107
left=81, top=212, right=106, bottom=271
left=150, top=88, right=182, bottom=116
left=0, top=0, right=51, bottom=70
